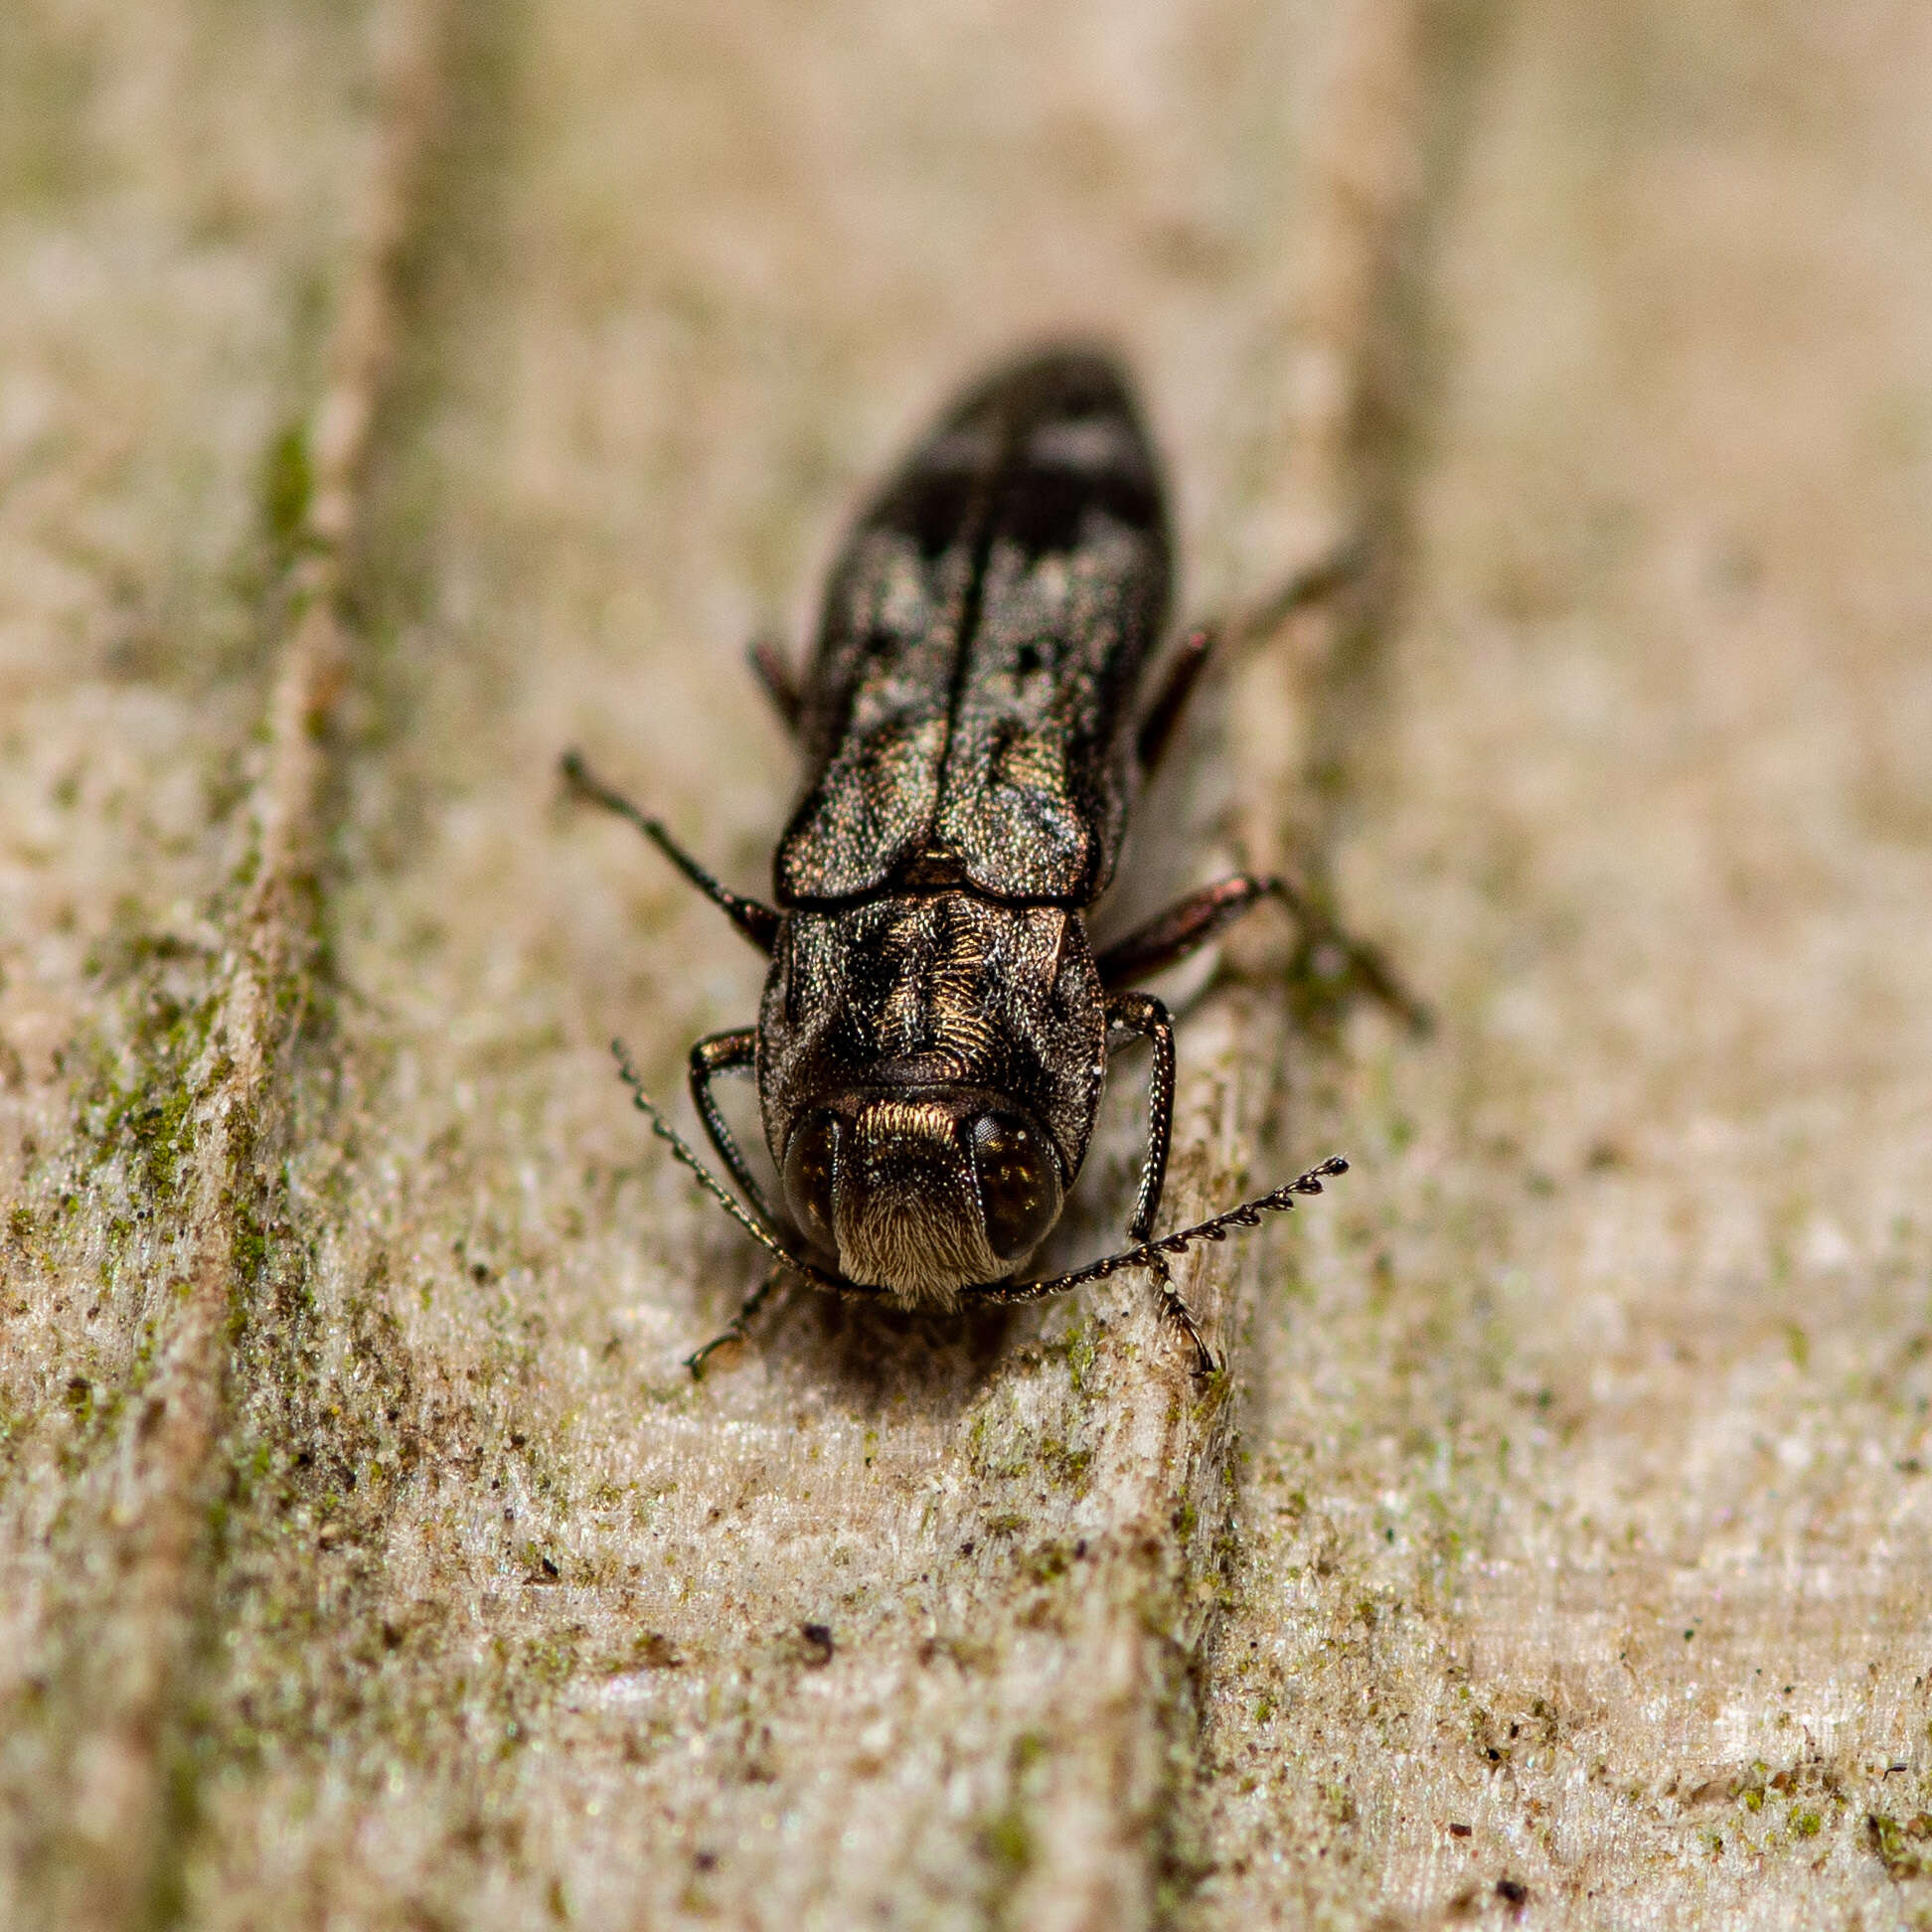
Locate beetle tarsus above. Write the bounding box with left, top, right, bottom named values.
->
left=1264, top=872, right=1432, bottom=1035
left=686, top=1264, right=789, bottom=1378
left=1149, top=1254, right=1217, bottom=1376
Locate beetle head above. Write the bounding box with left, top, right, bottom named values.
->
left=781, top=1091, right=1063, bottom=1307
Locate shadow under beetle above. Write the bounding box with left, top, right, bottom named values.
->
left=565, top=349, right=1413, bottom=1375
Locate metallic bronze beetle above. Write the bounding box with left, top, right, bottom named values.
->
left=566, top=349, right=1402, bottom=1372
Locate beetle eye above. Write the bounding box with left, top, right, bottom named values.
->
left=970, top=1113, right=1062, bottom=1264
left=783, top=1112, right=842, bottom=1255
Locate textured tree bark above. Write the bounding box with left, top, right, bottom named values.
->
left=1190, top=2, right=1932, bottom=1924
left=3, top=1, right=1930, bottom=1929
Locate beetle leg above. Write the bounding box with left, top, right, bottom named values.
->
left=685, top=1262, right=791, bottom=1377
left=562, top=751, right=780, bottom=952
left=1136, top=624, right=1214, bottom=775
left=1105, top=991, right=1176, bottom=1242
left=747, top=635, right=804, bottom=734
left=1105, top=992, right=1219, bottom=1377
left=614, top=1041, right=842, bottom=1287
left=689, top=1029, right=781, bottom=1228
left=1097, top=874, right=1277, bottom=986
left=1229, top=534, right=1368, bottom=646
left=1137, top=540, right=1369, bottom=777
left=1097, top=872, right=1429, bottom=1033
left=1148, top=1256, right=1217, bottom=1377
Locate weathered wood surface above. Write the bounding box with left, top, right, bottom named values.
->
left=3, top=2, right=1930, bottom=1928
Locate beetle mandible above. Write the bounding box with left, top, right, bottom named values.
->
left=566, top=349, right=1403, bottom=1374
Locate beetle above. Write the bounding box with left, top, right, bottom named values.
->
left=565, top=348, right=1408, bottom=1374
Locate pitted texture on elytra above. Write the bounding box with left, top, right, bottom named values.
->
left=778, top=352, right=1171, bottom=907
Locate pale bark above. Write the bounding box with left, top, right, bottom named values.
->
left=2, top=2, right=1928, bottom=1928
